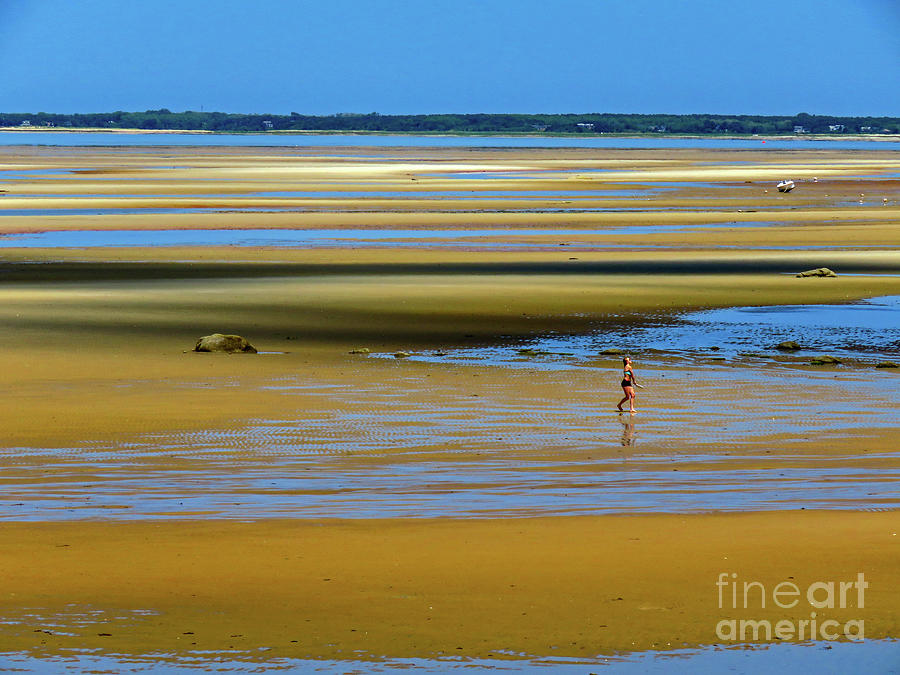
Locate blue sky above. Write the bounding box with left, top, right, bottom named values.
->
left=1, top=0, right=897, bottom=115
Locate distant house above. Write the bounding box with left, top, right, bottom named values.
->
left=860, top=126, right=874, bottom=132
left=576, top=122, right=595, bottom=131
left=262, top=120, right=274, bottom=129
left=793, top=125, right=809, bottom=134
left=650, top=125, right=667, bottom=133
left=19, top=120, right=31, bottom=127
left=531, top=124, right=548, bottom=132
left=828, top=124, right=845, bottom=132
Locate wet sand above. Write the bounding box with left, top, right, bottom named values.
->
left=1, top=512, right=899, bottom=661
left=0, top=145, right=898, bottom=667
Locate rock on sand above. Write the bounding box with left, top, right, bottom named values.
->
left=518, top=348, right=550, bottom=357
left=796, top=268, right=837, bottom=278
left=193, top=333, right=257, bottom=353
left=774, top=341, right=801, bottom=351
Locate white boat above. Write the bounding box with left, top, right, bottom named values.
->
left=777, top=179, right=795, bottom=193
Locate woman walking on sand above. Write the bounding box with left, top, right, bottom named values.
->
left=617, top=356, right=637, bottom=413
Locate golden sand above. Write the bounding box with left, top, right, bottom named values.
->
left=1, top=512, right=898, bottom=660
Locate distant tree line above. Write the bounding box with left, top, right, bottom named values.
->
left=2, top=110, right=898, bottom=135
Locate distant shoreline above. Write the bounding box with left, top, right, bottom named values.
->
left=0, top=126, right=214, bottom=135
left=2, top=126, right=899, bottom=143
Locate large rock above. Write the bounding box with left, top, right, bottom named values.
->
left=875, top=361, right=899, bottom=369
left=193, top=333, right=257, bottom=353
left=796, top=268, right=836, bottom=278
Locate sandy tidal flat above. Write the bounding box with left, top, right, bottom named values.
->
left=0, top=145, right=898, bottom=669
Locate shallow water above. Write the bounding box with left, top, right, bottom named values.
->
left=410, top=295, right=900, bottom=366
left=0, top=640, right=895, bottom=673
left=0, top=204, right=810, bottom=217
left=3, top=131, right=900, bottom=150
left=5, top=450, right=896, bottom=520
left=0, top=167, right=85, bottom=179
left=0, top=222, right=786, bottom=248
left=22, top=188, right=664, bottom=199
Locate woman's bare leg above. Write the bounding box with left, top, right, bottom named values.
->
left=619, top=386, right=636, bottom=412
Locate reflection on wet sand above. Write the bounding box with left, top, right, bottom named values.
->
left=619, top=413, right=637, bottom=446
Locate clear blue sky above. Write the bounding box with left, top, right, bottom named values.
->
left=1, top=0, right=897, bottom=116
